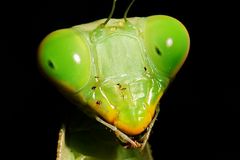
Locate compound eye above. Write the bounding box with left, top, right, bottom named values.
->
left=38, top=29, right=91, bottom=93
left=144, top=15, right=190, bottom=78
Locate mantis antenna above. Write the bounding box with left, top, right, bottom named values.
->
left=103, top=0, right=136, bottom=25
left=103, top=0, right=117, bottom=25
left=124, top=0, right=136, bottom=22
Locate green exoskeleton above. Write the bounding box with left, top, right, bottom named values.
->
left=38, top=0, right=190, bottom=159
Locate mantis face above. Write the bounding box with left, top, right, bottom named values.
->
left=38, top=15, right=189, bottom=147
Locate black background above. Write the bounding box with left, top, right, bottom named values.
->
left=3, top=0, right=239, bottom=159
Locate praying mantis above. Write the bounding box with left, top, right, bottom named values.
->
left=38, top=0, right=190, bottom=159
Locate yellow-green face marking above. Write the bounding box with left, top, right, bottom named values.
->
left=38, top=16, right=190, bottom=136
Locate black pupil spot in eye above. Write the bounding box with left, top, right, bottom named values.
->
left=48, top=60, right=55, bottom=69
left=155, top=47, right=162, bottom=56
